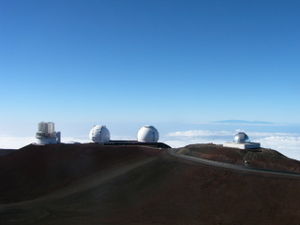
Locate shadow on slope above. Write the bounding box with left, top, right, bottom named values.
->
left=177, top=143, right=300, bottom=173
left=0, top=144, right=162, bottom=203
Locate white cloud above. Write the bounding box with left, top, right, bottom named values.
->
left=60, top=137, right=90, bottom=144
left=163, top=138, right=223, bottom=149
left=0, top=136, right=91, bottom=149
left=167, top=130, right=299, bottom=138
left=254, top=136, right=300, bottom=160
left=248, top=132, right=299, bottom=137
left=0, top=136, right=35, bottom=149
left=168, top=130, right=232, bottom=137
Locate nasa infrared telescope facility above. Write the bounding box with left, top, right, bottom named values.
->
left=223, top=132, right=260, bottom=150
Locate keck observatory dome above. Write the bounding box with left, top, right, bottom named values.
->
left=137, top=125, right=159, bottom=143
left=89, top=125, right=110, bottom=143
left=234, top=132, right=250, bottom=144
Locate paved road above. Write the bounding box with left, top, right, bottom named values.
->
left=167, top=149, right=300, bottom=178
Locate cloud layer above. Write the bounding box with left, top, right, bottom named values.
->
left=0, top=136, right=90, bottom=149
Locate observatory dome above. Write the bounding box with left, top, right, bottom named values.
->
left=89, top=125, right=110, bottom=143
left=234, top=132, right=250, bottom=144
left=137, top=125, right=159, bottom=143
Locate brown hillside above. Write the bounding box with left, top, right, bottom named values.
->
left=0, top=144, right=300, bottom=225
left=178, top=143, right=300, bottom=173
left=0, top=150, right=14, bottom=157
left=0, top=144, right=162, bottom=203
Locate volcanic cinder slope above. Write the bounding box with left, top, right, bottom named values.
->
left=1, top=143, right=300, bottom=225
left=178, top=143, right=300, bottom=173
left=0, top=150, right=15, bottom=157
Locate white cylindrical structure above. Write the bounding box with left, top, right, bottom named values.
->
left=47, top=122, right=55, bottom=134
left=36, top=136, right=58, bottom=145
left=36, top=121, right=60, bottom=145
left=89, top=125, right=110, bottom=143
left=137, top=125, right=159, bottom=143
left=38, top=122, right=48, bottom=133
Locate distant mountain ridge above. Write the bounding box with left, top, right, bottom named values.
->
left=215, top=120, right=274, bottom=125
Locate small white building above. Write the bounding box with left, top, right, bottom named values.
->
left=89, top=125, right=110, bottom=143
left=223, top=132, right=260, bottom=150
left=36, top=122, right=61, bottom=145
left=137, top=125, right=159, bottom=143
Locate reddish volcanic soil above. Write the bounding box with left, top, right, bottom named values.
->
left=0, top=144, right=162, bottom=203
left=1, top=144, right=300, bottom=225
left=179, top=143, right=300, bottom=173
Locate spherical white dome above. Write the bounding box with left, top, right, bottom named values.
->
left=89, top=125, right=110, bottom=143
left=234, top=132, right=250, bottom=144
left=137, top=125, right=159, bottom=143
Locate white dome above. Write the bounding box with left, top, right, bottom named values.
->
left=89, top=125, right=110, bottom=143
left=234, top=132, right=250, bottom=144
left=137, top=125, right=159, bottom=143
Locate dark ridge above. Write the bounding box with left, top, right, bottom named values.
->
left=177, top=143, right=300, bottom=173
left=0, top=144, right=163, bottom=203
left=0, top=149, right=15, bottom=156
left=1, top=144, right=300, bottom=225
left=105, top=141, right=171, bottom=148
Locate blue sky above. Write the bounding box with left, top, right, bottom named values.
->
left=1, top=0, right=300, bottom=153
